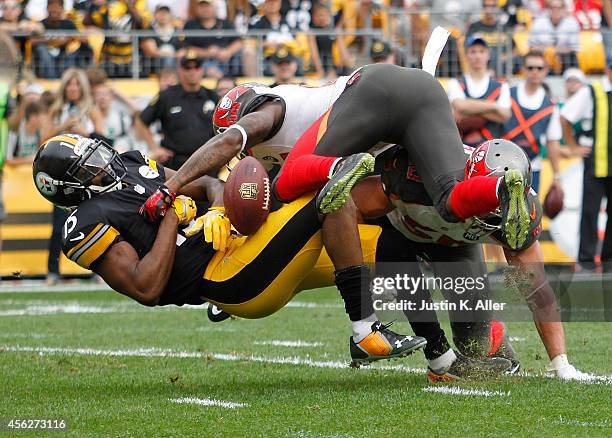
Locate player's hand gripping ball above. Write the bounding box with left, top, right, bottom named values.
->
left=223, top=156, right=270, bottom=235
left=172, top=195, right=197, bottom=225
left=184, top=207, right=231, bottom=252
left=139, top=185, right=176, bottom=222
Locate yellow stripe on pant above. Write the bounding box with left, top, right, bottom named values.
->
left=203, top=195, right=324, bottom=318
left=202, top=193, right=382, bottom=319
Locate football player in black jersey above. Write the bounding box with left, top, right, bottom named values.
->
left=350, top=139, right=589, bottom=380
left=32, top=133, right=431, bottom=367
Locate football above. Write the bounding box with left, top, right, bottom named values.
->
left=223, top=156, right=271, bottom=235
left=544, top=183, right=564, bottom=219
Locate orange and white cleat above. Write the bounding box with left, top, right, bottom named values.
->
left=349, top=321, right=426, bottom=367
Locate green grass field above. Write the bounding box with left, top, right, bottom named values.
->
left=0, top=286, right=610, bottom=437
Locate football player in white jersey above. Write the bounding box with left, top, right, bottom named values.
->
left=351, top=139, right=590, bottom=380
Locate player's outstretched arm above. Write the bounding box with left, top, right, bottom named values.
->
left=164, top=104, right=281, bottom=194
left=503, top=241, right=566, bottom=360
left=94, top=211, right=180, bottom=306
left=164, top=167, right=224, bottom=207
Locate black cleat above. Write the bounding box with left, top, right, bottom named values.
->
left=349, top=321, right=426, bottom=367
left=427, top=351, right=513, bottom=383
left=316, top=153, right=375, bottom=214
left=207, top=304, right=232, bottom=322
left=498, top=169, right=531, bottom=250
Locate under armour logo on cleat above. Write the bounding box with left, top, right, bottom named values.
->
left=395, top=340, right=404, bottom=348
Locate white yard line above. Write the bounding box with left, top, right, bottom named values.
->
left=2, top=344, right=610, bottom=385
left=0, top=304, right=127, bottom=316
left=254, top=340, right=324, bottom=348
left=169, top=397, right=248, bottom=409
left=422, top=386, right=510, bottom=397
left=509, top=337, right=526, bottom=342
left=556, top=416, right=610, bottom=429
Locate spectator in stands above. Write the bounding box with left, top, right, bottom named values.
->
left=158, top=67, right=179, bottom=91
left=572, top=0, right=603, bottom=30
left=93, top=83, right=135, bottom=151
left=5, top=101, right=43, bottom=166
left=215, top=76, right=236, bottom=99
left=563, top=66, right=586, bottom=99
left=447, top=36, right=511, bottom=148
left=141, top=4, right=182, bottom=75
left=40, top=68, right=103, bottom=285
left=283, top=0, right=312, bottom=32
left=7, top=82, right=43, bottom=133
left=136, top=51, right=218, bottom=170
left=308, top=1, right=351, bottom=77
left=243, top=0, right=296, bottom=77
left=182, top=0, right=243, bottom=78
left=370, top=39, right=395, bottom=64
left=146, top=0, right=189, bottom=24
left=30, top=0, right=86, bottom=79
left=418, top=0, right=482, bottom=76
left=84, top=0, right=151, bottom=78
left=0, top=0, right=43, bottom=56
left=561, top=63, right=612, bottom=272
left=270, top=46, right=299, bottom=86
left=528, top=0, right=580, bottom=72
left=502, top=50, right=562, bottom=194
left=226, top=0, right=257, bottom=34
left=466, top=0, right=512, bottom=72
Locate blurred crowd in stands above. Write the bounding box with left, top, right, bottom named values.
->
left=2, top=0, right=612, bottom=283
left=0, top=0, right=610, bottom=79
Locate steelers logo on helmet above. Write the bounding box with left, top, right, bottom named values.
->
left=35, top=171, right=57, bottom=196
left=32, top=134, right=128, bottom=209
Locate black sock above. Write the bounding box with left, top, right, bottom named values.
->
left=335, top=264, right=373, bottom=322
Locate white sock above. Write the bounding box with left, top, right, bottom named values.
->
left=548, top=353, right=570, bottom=371
left=352, top=313, right=378, bottom=343
left=428, top=348, right=457, bottom=371
left=327, top=157, right=343, bottom=179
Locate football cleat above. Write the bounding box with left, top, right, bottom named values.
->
left=207, top=304, right=232, bottom=323
left=427, top=351, right=513, bottom=383
left=488, top=320, right=520, bottom=374
left=498, top=169, right=531, bottom=250
left=349, top=321, right=426, bottom=367
left=317, top=153, right=375, bottom=214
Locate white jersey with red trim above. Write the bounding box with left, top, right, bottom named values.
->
left=247, top=75, right=352, bottom=171
left=387, top=201, right=501, bottom=247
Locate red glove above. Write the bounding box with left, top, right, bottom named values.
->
left=139, top=186, right=177, bottom=222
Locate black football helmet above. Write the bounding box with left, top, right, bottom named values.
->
left=32, top=134, right=127, bottom=209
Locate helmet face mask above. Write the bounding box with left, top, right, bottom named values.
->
left=33, top=135, right=127, bottom=209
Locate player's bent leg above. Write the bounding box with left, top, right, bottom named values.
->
left=323, top=197, right=425, bottom=366
left=201, top=194, right=323, bottom=319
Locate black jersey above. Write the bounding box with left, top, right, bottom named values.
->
left=378, top=145, right=542, bottom=252
left=61, top=151, right=214, bottom=306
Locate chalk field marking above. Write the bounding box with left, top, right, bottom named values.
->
left=557, top=416, right=610, bottom=429
left=0, top=305, right=124, bottom=316
left=254, top=340, right=324, bottom=348
left=509, top=337, right=526, bottom=342
left=2, top=345, right=610, bottom=385
left=422, top=386, right=509, bottom=397
left=170, top=397, right=248, bottom=409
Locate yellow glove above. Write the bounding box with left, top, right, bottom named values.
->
left=184, top=206, right=231, bottom=252
left=172, top=195, right=197, bottom=225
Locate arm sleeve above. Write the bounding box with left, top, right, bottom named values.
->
left=546, top=105, right=563, bottom=141
left=446, top=79, right=466, bottom=102
left=560, top=86, right=592, bottom=124
left=139, top=93, right=162, bottom=126
left=497, top=83, right=512, bottom=110
left=63, top=219, right=122, bottom=270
